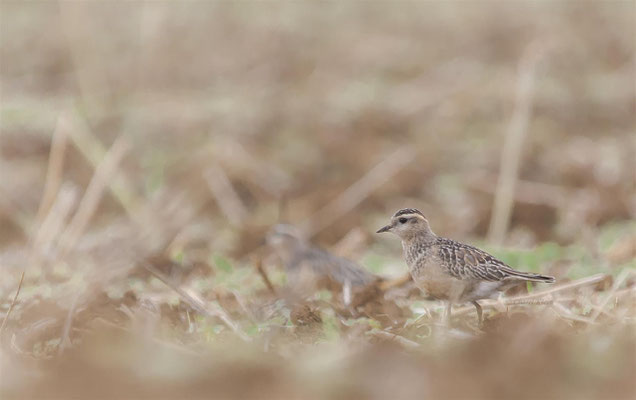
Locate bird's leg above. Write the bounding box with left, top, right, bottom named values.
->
left=493, top=293, right=507, bottom=313
left=442, top=302, right=452, bottom=326
left=471, top=300, right=483, bottom=328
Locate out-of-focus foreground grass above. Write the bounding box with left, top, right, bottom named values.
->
left=1, top=2, right=635, bottom=399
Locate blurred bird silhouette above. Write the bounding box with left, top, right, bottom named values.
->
left=266, top=224, right=378, bottom=302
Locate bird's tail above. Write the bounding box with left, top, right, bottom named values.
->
left=507, top=270, right=555, bottom=283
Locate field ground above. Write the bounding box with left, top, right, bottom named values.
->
left=1, top=2, right=635, bottom=399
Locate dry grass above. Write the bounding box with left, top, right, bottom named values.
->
left=1, top=2, right=635, bottom=399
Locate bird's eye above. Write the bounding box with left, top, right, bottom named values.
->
left=399, top=217, right=408, bottom=224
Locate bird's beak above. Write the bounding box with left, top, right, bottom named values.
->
left=376, top=225, right=392, bottom=234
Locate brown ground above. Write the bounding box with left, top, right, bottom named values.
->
left=1, top=2, right=634, bottom=399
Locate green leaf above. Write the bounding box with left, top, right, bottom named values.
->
left=213, top=255, right=233, bottom=273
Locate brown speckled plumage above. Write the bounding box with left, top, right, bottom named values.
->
left=406, top=237, right=555, bottom=285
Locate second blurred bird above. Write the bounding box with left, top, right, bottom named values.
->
left=265, top=224, right=377, bottom=303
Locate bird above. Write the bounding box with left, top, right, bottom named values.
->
left=376, top=208, right=555, bottom=326
left=266, top=224, right=377, bottom=300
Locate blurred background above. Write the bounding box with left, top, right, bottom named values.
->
left=1, top=2, right=634, bottom=399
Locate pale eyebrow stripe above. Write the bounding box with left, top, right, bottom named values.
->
left=396, top=213, right=424, bottom=220
left=393, top=208, right=424, bottom=218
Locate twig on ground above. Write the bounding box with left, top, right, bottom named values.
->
left=369, top=330, right=420, bottom=349
left=0, top=271, right=26, bottom=337
left=511, top=273, right=608, bottom=301
left=501, top=297, right=555, bottom=306
left=64, top=111, right=140, bottom=219
left=550, top=302, right=597, bottom=325
left=58, top=135, right=130, bottom=255
left=453, top=274, right=609, bottom=316
left=589, top=269, right=632, bottom=324
left=204, top=165, right=249, bottom=227
left=58, top=291, right=82, bottom=355
left=255, top=257, right=278, bottom=296
left=401, top=309, right=432, bottom=332
left=35, top=113, right=70, bottom=225
left=612, top=287, right=636, bottom=299
left=32, top=184, right=78, bottom=253
left=230, top=289, right=257, bottom=324
left=141, top=261, right=251, bottom=342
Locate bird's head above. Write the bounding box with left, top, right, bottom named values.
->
left=376, top=208, right=435, bottom=241
left=265, top=224, right=305, bottom=252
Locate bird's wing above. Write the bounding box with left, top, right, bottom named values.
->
left=332, top=257, right=376, bottom=286
left=323, top=251, right=376, bottom=286
left=436, top=238, right=514, bottom=281
left=301, top=248, right=375, bottom=286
